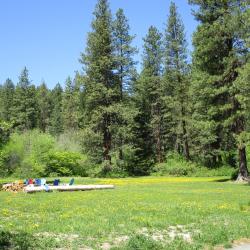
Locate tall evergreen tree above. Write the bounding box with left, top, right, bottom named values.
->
left=11, top=67, right=37, bottom=130
left=0, top=78, right=15, bottom=122
left=135, top=26, right=165, bottom=166
left=189, top=0, right=249, bottom=178
left=231, top=2, right=250, bottom=180
left=113, top=8, right=137, bottom=160
left=75, top=72, right=86, bottom=129
left=49, top=83, right=63, bottom=135
left=0, top=84, right=2, bottom=117
left=80, top=0, right=119, bottom=165
left=37, top=82, right=51, bottom=132
left=164, top=2, right=190, bottom=160
left=113, top=8, right=137, bottom=96
left=62, top=77, right=80, bottom=131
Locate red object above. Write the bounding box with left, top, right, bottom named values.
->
left=28, top=179, right=33, bottom=185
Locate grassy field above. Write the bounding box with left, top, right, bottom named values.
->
left=0, top=177, right=249, bottom=249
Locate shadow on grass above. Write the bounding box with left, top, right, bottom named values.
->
left=213, top=178, right=250, bottom=185
left=0, top=230, right=56, bottom=249
left=212, top=178, right=231, bottom=182
left=0, top=230, right=36, bottom=249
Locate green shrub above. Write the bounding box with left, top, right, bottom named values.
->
left=98, top=161, right=129, bottom=178
left=152, top=152, right=235, bottom=177
left=152, top=152, right=196, bottom=176
left=0, top=130, right=95, bottom=178
left=121, top=234, right=163, bottom=250
left=0, top=130, right=55, bottom=177
left=0, top=120, right=12, bottom=148
left=45, top=151, right=87, bottom=177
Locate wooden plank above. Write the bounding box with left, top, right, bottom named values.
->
left=24, top=184, right=115, bottom=193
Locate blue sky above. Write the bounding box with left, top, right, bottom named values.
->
left=0, top=0, right=198, bottom=88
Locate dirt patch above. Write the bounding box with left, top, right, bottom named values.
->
left=99, top=235, right=129, bottom=250
left=230, top=238, right=250, bottom=250
left=233, top=239, right=250, bottom=245
left=100, top=242, right=112, bottom=250
left=35, top=232, right=79, bottom=242
left=214, top=239, right=250, bottom=250
left=138, top=224, right=199, bottom=244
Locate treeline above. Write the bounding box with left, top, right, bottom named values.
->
left=0, top=0, right=249, bottom=180
left=0, top=70, right=82, bottom=135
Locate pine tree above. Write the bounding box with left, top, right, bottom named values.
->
left=62, top=77, right=80, bottom=131
left=189, top=0, right=249, bottom=178
left=80, top=0, right=119, bottom=165
left=49, top=83, right=63, bottom=135
left=0, top=78, right=15, bottom=122
left=74, top=72, right=86, bottom=129
left=113, top=8, right=137, bottom=96
left=135, top=26, right=165, bottom=166
left=113, top=8, right=137, bottom=160
left=231, top=2, right=250, bottom=180
left=37, top=82, right=51, bottom=132
left=11, top=67, right=37, bottom=130
left=164, top=2, right=190, bottom=160
left=0, top=84, right=2, bottom=117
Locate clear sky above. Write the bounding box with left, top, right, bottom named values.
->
left=0, top=0, right=198, bottom=88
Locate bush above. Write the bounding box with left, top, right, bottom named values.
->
left=0, top=120, right=12, bottom=148
left=122, top=234, right=163, bottom=250
left=0, top=130, right=91, bottom=178
left=152, top=152, right=196, bottom=176
left=152, top=152, right=235, bottom=177
left=0, top=130, right=55, bottom=177
left=45, top=151, right=87, bottom=177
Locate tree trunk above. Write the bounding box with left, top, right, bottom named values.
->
left=154, top=101, right=163, bottom=163
left=103, top=114, right=112, bottom=165
left=237, top=146, right=249, bottom=181
left=180, top=103, right=190, bottom=160
left=120, top=65, right=123, bottom=100
left=182, top=119, right=190, bottom=161
left=119, top=138, right=123, bottom=160
left=118, top=64, right=123, bottom=160
left=175, top=137, right=181, bottom=154
left=234, top=113, right=249, bottom=181
left=156, top=124, right=163, bottom=163
left=103, top=129, right=111, bottom=163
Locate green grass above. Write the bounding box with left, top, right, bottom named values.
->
left=0, top=177, right=249, bottom=249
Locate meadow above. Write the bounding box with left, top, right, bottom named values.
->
left=0, top=176, right=249, bottom=249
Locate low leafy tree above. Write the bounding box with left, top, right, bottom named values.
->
left=0, top=120, right=11, bottom=148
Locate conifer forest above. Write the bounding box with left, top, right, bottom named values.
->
left=0, top=0, right=249, bottom=181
